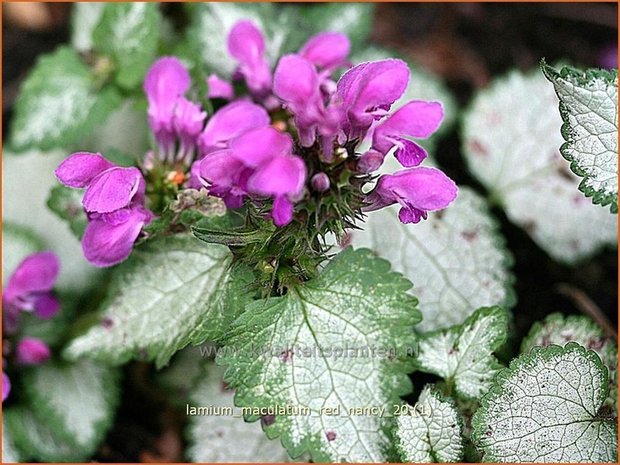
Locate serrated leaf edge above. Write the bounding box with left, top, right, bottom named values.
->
left=414, top=306, right=510, bottom=400
left=395, top=384, right=465, bottom=463
left=471, top=342, right=616, bottom=462
left=216, top=247, right=421, bottom=462
left=541, top=59, right=619, bottom=213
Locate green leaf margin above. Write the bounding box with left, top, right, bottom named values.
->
left=541, top=60, right=618, bottom=213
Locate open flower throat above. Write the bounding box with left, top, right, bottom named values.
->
left=55, top=20, right=457, bottom=287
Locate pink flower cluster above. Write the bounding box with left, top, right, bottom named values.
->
left=54, top=18, right=457, bottom=268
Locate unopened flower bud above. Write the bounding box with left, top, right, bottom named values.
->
left=357, top=150, right=385, bottom=173
left=311, top=172, right=330, bottom=192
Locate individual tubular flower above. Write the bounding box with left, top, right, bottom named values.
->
left=2, top=251, right=60, bottom=332
left=144, top=57, right=191, bottom=152
left=55, top=152, right=154, bottom=267
left=335, top=59, right=410, bottom=140
left=359, top=100, right=444, bottom=172
left=228, top=20, right=272, bottom=97
left=198, top=127, right=307, bottom=226
left=144, top=57, right=206, bottom=163
left=16, top=337, right=51, bottom=365
left=274, top=54, right=321, bottom=145
left=273, top=54, right=341, bottom=153
left=364, top=167, right=458, bottom=224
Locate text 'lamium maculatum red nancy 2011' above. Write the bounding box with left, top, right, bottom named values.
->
left=53, top=18, right=458, bottom=276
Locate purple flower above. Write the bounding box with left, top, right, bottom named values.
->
left=335, top=59, right=410, bottom=139
left=197, top=149, right=249, bottom=208
left=207, top=74, right=235, bottom=100
left=198, top=127, right=306, bottom=226
left=273, top=54, right=341, bottom=152
left=228, top=20, right=272, bottom=97
left=144, top=57, right=207, bottom=164
left=198, top=100, right=270, bottom=156
left=56, top=152, right=154, bottom=267
left=82, top=206, right=154, bottom=267
left=364, top=167, right=458, bottom=224
left=52, top=152, right=115, bottom=188
left=273, top=54, right=320, bottom=123
left=16, top=337, right=51, bottom=366
left=247, top=154, right=307, bottom=226
left=2, top=371, right=10, bottom=402
left=81, top=166, right=145, bottom=214
left=144, top=57, right=192, bottom=150
left=299, top=32, right=350, bottom=72
left=3, top=251, right=60, bottom=332
left=359, top=100, right=444, bottom=171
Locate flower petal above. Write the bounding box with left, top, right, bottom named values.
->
left=5, top=251, right=60, bottom=301
left=229, top=127, right=293, bottom=167
left=299, top=32, right=350, bottom=70
left=144, top=56, right=191, bottom=111
left=199, top=101, right=270, bottom=155
left=398, top=206, right=428, bottom=224
left=336, top=59, right=410, bottom=133
left=16, top=337, right=51, bottom=365
left=373, top=100, right=444, bottom=153
left=207, top=74, right=234, bottom=100
left=55, top=152, right=114, bottom=188
left=247, top=155, right=307, bottom=197
left=145, top=57, right=192, bottom=141
left=199, top=150, right=247, bottom=188
left=34, top=293, right=60, bottom=319
left=186, top=160, right=204, bottom=189
left=310, top=172, right=331, bottom=192
left=364, top=167, right=458, bottom=216
left=387, top=167, right=458, bottom=211
left=274, top=54, right=319, bottom=104
left=83, top=167, right=145, bottom=213
left=271, top=196, right=294, bottom=226
left=393, top=138, right=428, bottom=167
left=174, top=97, right=207, bottom=140
left=228, top=20, right=266, bottom=66
left=228, top=20, right=271, bottom=95
left=82, top=206, right=152, bottom=267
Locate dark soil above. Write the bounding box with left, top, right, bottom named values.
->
left=3, top=2, right=617, bottom=462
